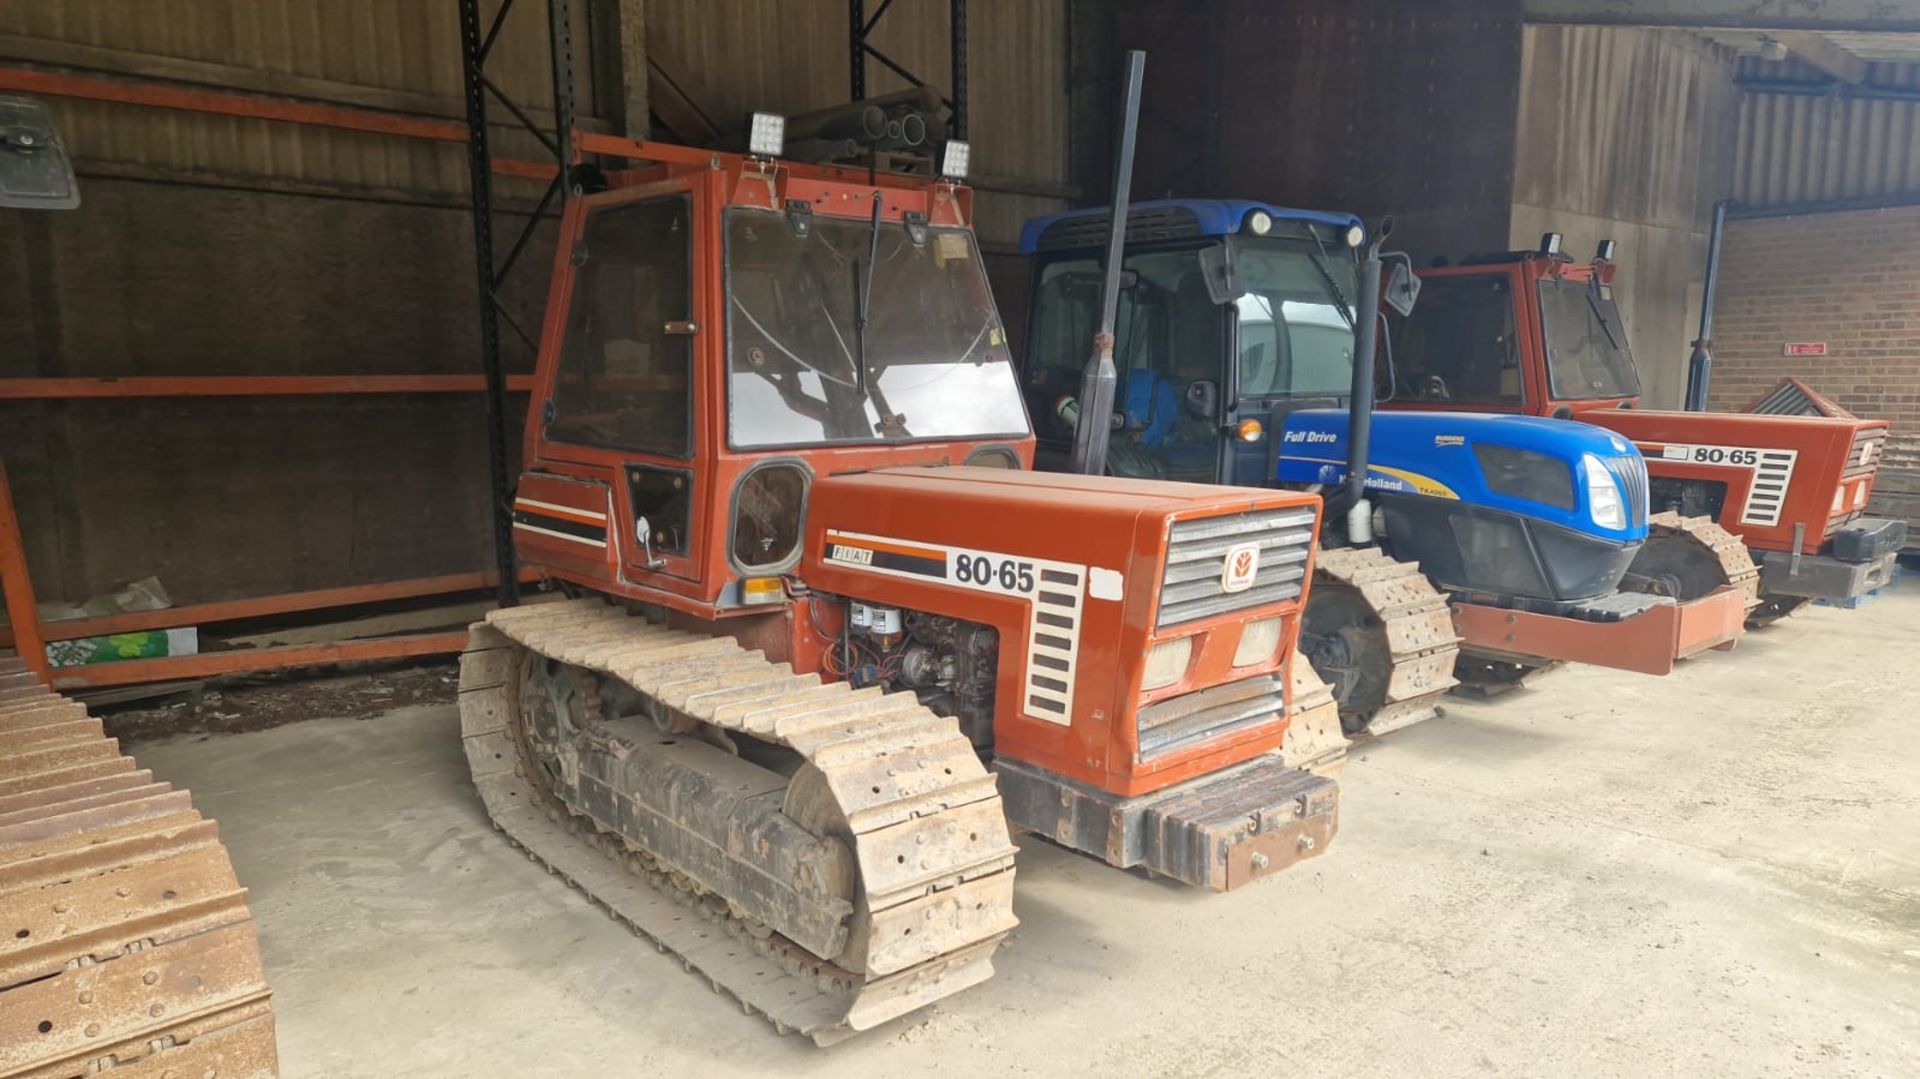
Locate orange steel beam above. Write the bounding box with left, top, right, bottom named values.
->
left=47, top=631, right=471, bottom=690
left=0, top=569, right=536, bottom=647
left=0, top=463, right=49, bottom=680
left=0, top=375, right=536, bottom=400
left=0, top=66, right=554, bottom=180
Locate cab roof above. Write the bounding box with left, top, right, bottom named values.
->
left=1018, top=199, right=1363, bottom=255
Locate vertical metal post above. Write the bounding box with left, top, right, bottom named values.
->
left=949, top=0, right=969, bottom=140
left=850, top=0, right=867, bottom=100
left=0, top=462, right=49, bottom=680
left=1068, top=50, right=1145, bottom=477
left=1686, top=199, right=1729, bottom=412
left=549, top=0, right=578, bottom=170
left=459, top=0, right=521, bottom=608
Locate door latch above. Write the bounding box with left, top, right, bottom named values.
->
left=635, top=516, right=668, bottom=570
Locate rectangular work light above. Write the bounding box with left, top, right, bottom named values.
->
left=748, top=111, right=785, bottom=158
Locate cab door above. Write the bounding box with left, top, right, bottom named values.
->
left=535, top=185, right=706, bottom=586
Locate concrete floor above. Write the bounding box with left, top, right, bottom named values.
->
left=135, top=590, right=1920, bottom=1078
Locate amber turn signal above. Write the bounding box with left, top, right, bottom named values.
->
left=1236, top=419, right=1265, bottom=443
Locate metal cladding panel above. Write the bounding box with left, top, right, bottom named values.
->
left=0, top=1, right=582, bottom=194
left=1734, top=55, right=1920, bottom=208
left=1118, top=0, right=1524, bottom=265
left=1515, top=26, right=1739, bottom=233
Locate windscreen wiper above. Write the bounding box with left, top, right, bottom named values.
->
left=1307, top=237, right=1356, bottom=330
left=1586, top=281, right=1624, bottom=352
left=855, top=192, right=883, bottom=393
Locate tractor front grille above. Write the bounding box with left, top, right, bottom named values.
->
left=1136, top=672, right=1288, bottom=761
left=1846, top=426, right=1888, bottom=480
left=1156, top=507, right=1316, bottom=628
left=1616, top=453, right=1650, bottom=526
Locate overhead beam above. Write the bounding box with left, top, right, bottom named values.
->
left=1524, top=0, right=1920, bottom=33
left=1770, top=30, right=1870, bottom=83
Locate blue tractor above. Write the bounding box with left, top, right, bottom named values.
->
left=1017, top=199, right=1733, bottom=736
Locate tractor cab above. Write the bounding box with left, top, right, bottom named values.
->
left=1019, top=200, right=1367, bottom=486
left=1395, top=241, right=1639, bottom=415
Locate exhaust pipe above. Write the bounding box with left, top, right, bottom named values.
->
left=1343, top=227, right=1387, bottom=545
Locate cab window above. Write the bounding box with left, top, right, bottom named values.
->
left=546, top=195, right=694, bottom=455
left=1389, top=274, right=1524, bottom=406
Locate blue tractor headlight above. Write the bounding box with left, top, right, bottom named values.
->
left=1581, top=454, right=1626, bottom=530
left=1473, top=444, right=1575, bottom=510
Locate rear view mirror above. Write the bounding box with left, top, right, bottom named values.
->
left=0, top=96, right=79, bottom=210
left=1384, top=260, right=1421, bottom=317
left=1185, top=379, right=1219, bottom=420
left=1197, top=244, right=1243, bottom=304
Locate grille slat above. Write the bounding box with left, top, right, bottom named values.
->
left=1617, top=454, right=1649, bottom=527
left=1136, top=674, right=1287, bottom=760
left=1156, top=509, right=1317, bottom=628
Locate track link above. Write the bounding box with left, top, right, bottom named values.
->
left=458, top=600, right=1019, bottom=1045
left=1280, top=656, right=1348, bottom=777
left=1307, top=546, right=1461, bottom=737
left=0, top=653, right=277, bottom=1079
left=1644, top=512, right=1762, bottom=609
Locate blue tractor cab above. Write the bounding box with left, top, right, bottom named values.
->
left=1019, top=198, right=1651, bottom=608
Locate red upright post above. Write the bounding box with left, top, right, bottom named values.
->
left=0, top=461, right=50, bottom=680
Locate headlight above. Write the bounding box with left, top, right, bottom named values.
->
left=1141, top=637, right=1193, bottom=691
left=1582, top=454, right=1626, bottom=530
left=1234, top=618, right=1282, bottom=667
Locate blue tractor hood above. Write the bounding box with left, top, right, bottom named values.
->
left=1277, top=409, right=1649, bottom=545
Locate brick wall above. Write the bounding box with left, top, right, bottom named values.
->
left=1709, top=205, right=1920, bottom=537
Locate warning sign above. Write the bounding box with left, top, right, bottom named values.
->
left=1783, top=342, right=1828, bottom=357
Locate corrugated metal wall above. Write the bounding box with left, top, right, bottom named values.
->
left=1734, top=55, right=1920, bottom=207
left=1511, top=25, right=1741, bottom=407
left=0, top=1, right=1069, bottom=604
left=648, top=0, right=1067, bottom=243
left=0, top=1, right=574, bottom=194
left=1117, top=0, right=1526, bottom=265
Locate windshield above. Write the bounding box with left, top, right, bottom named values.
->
left=724, top=207, right=1028, bottom=448
left=1231, top=241, right=1356, bottom=398
left=1537, top=276, right=1640, bottom=399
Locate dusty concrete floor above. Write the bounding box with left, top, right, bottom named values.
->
left=132, top=590, right=1920, bottom=1078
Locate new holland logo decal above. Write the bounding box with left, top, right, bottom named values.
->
left=1222, top=542, right=1261, bottom=593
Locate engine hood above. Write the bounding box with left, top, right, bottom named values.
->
left=1276, top=408, right=1648, bottom=543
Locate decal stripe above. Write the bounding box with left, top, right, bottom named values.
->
left=513, top=509, right=608, bottom=546
left=514, top=497, right=607, bottom=525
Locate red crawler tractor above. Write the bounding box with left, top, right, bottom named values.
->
left=458, top=120, right=1338, bottom=1043
left=1397, top=242, right=1901, bottom=621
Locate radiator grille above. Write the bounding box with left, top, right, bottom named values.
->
left=1136, top=672, right=1288, bottom=761
left=1156, top=507, right=1316, bottom=628
left=1845, top=427, right=1888, bottom=481
left=1616, top=453, right=1649, bottom=526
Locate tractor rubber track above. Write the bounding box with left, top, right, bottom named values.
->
left=458, top=599, right=1019, bottom=1045
left=1647, top=512, right=1762, bottom=610
left=1313, top=547, right=1461, bottom=737
left=0, top=653, right=278, bottom=1079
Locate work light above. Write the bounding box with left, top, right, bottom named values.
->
left=748, top=112, right=785, bottom=158
left=939, top=139, right=971, bottom=180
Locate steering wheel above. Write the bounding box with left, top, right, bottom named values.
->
left=1421, top=374, right=1451, bottom=401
